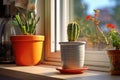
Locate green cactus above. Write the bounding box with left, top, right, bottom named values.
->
left=13, top=11, right=40, bottom=35
left=67, top=22, right=80, bottom=41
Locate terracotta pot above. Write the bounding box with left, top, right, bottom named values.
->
left=10, top=35, right=44, bottom=66
left=107, top=50, right=120, bottom=75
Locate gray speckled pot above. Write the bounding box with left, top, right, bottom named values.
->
left=59, top=41, right=86, bottom=69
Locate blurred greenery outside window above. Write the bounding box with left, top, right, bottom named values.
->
left=70, top=0, right=120, bottom=51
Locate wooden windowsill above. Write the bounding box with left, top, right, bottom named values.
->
left=0, top=64, right=119, bottom=80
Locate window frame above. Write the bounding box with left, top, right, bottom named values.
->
left=44, top=0, right=61, bottom=62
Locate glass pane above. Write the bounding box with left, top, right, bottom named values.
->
left=69, top=0, right=119, bottom=51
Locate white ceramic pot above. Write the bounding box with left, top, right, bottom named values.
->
left=59, top=41, right=86, bottom=69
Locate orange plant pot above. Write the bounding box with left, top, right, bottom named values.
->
left=10, top=35, right=45, bottom=66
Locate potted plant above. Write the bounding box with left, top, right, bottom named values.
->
left=86, top=9, right=120, bottom=75
left=10, top=9, right=44, bottom=66
left=59, top=22, right=86, bottom=70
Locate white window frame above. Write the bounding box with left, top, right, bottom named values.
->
left=44, top=0, right=110, bottom=71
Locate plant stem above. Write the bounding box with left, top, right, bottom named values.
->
left=96, top=24, right=109, bottom=45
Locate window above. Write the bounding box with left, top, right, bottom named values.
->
left=44, top=0, right=68, bottom=62
left=44, top=0, right=119, bottom=71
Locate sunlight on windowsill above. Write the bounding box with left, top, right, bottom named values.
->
left=0, top=64, right=119, bottom=80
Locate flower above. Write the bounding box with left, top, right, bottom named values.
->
left=86, top=9, right=120, bottom=50
left=86, top=15, right=91, bottom=20
left=106, top=23, right=115, bottom=29
left=106, top=24, right=120, bottom=50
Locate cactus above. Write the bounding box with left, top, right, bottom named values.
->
left=67, top=22, right=80, bottom=41
left=13, top=11, right=40, bottom=35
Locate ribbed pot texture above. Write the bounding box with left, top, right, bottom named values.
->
left=60, top=41, right=86, bottom=69
left=107, top=50, right=120, bottom=75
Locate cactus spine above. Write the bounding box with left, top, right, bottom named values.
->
left=67, top=22, right=80, bottom=41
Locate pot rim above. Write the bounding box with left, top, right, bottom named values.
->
left=59, top=41, right=86, bottom=45
left=10, top=35, right=45, bottom=41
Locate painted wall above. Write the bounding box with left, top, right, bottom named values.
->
left=36, top=0, right=45, bottom=35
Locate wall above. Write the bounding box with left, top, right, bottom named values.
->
left=36, top=0, right=45, bottom=35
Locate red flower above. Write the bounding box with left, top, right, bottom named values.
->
left=106, top=23, right=115, bottom=29
left=86, top=15, right=91, bottom=20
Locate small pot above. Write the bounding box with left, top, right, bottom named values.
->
left=59, top=41, right=86, bottom=69
left=107, top=50, right=120, bottom=75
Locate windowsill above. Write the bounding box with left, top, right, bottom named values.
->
left=0, top=64, right=119, bottom=80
